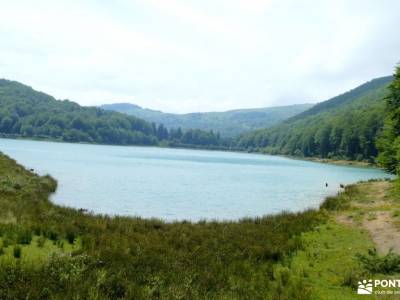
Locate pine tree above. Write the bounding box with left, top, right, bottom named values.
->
left=377, top=65, right=400, bottom=174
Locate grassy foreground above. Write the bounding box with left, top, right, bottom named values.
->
left=0, top=153, right=399, bottom=299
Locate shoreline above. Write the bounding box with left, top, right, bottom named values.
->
left=1, top=151, right=391, bottom=226
left=0, top=143, right=391, bottom=225
left=0, top=135, right=381, bottom=170
left=284, top=155, right=376, bottom=168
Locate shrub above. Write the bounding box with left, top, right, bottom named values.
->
left=13, top=245, right=22, bottom=259
left=342, top=268, right=366, bottom=289
left=37, top=236, right=46, bottom=248
left=357, top=248, right=400, bottom=274
left=2, top=237, right=11, bottom=248
left=320, top=184, right=360, bottom=211
left=47, top=231, right=58, bottom=242
left=17, top=230, right=33, bottom=245
left=57, top=241, right=64, bottom=249
left=100, top=274, right=127, bottom=299
left=38, top=175, right=57, bottom=194
left=320, top=195, right=350, bottom=211
left=66, top=231, right=76, bottom=244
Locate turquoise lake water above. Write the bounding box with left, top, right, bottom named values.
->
left=0, top=138, right=392, bottom=221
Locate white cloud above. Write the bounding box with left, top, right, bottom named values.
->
left=0, top=0, right=399, bottom=113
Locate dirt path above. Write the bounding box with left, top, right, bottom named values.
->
left=336, top=181, right=400, bottom=254
left=363, top=211, right=400, bottom=254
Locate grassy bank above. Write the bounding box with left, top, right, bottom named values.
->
left=267, top=152, right=377, bottom=168
left=302, top=157, right=375, bottom=168
left=0, top=152, right=398, bottom=299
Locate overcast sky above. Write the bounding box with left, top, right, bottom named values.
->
left=0, top=0, right=399, bottom=113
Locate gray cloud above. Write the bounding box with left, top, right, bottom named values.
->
left=0, top=0, right=399, bottom=113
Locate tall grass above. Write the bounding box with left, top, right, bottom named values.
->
left=319, top=184, right=360, bottom=211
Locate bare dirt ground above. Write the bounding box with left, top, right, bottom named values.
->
left=336, top=181, right=400, bottom=254
left=362, top=211, right=400, bottom=254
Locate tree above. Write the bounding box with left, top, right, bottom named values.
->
left=1, top=117, right=13, bottom=133
left=377, top=65, right=400, bottom=174
left=315, top=125, right=331, bottom=158
left=156, top=124, right=169, bottom=140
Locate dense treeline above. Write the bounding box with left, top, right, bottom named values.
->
left=377, top=66, right=400, bottom=174
left=0, top=79, right=225, bottom=148
left=236, top=76, right=393, bottom=162
left=101, top=102, right=313, bottom=138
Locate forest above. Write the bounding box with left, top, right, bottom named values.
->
left=0, top=79, right=225, bottom=149
left=377, top=66, right=400, bottom=175
left=101, top=102, right=313, bottom=137
left=236, top=76, right=393, bottom=162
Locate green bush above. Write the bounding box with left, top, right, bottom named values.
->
left=320, top=184, right=359, bottom=211
left=357, top=248, right=400, bottom=274
left=66, top=231, right=75, bottom=244
left=37, top=236, right=46, bottom=248
left=13, top=246, right=22, bottom=259
left=17, top=229, right=33, bottom=245
left=47, top=231, right=58, bottom=242
left=99, top=273, right=127, bottom=299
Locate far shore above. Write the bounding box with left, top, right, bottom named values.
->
left=254, top=150, right=378, bottom=168
left=0, top=134, right=380, bottom=169
left=293, top=156, right=375, bottom=168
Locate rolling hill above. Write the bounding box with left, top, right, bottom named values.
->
left=236, top=75, right=394, bottom=161
left=0, top=79, right=224, bottom=148
left=100, top=103, right=313, bottom=137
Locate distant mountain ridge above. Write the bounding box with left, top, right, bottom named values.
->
left=100, top=103, right=314, bottom=137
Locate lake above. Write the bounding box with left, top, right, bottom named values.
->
left=0, top=138, right=391, bottom=221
